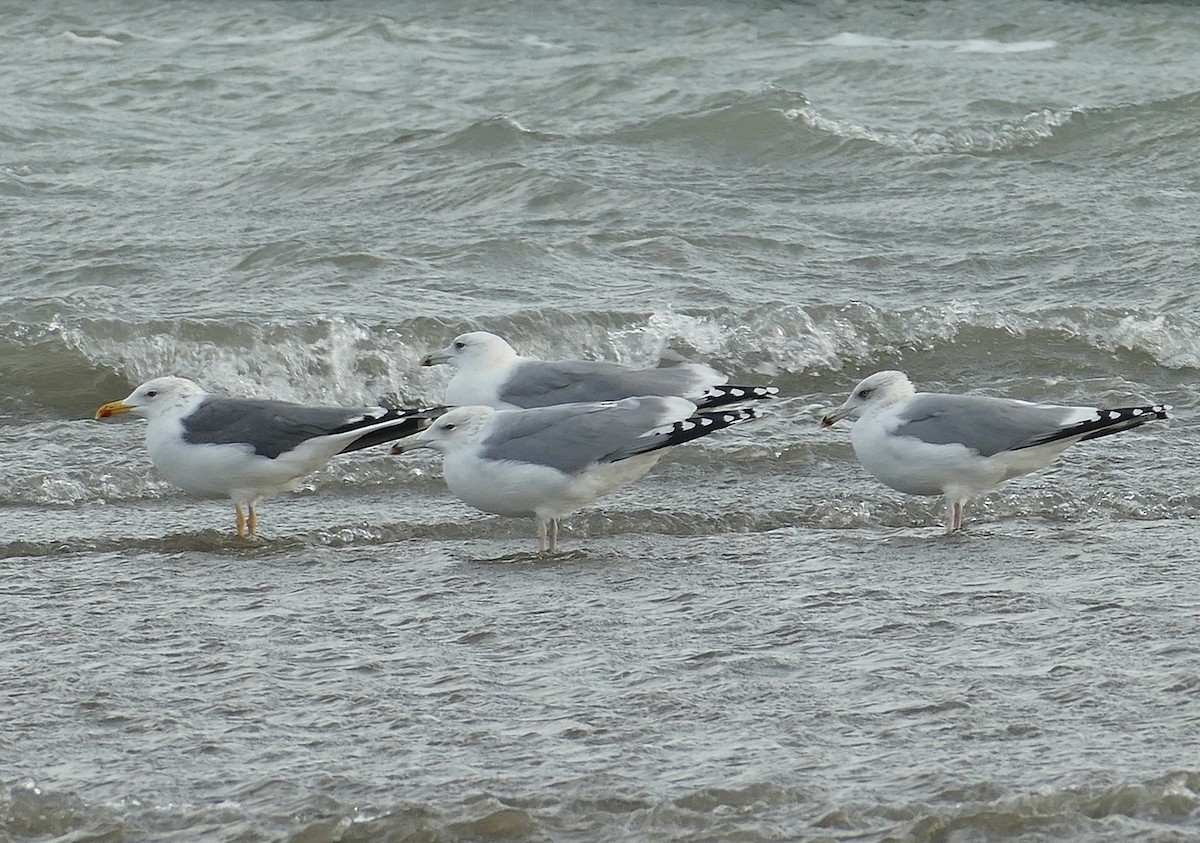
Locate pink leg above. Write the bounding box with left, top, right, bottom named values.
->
left=944, top=498, right=966, bottom=534
left=536, top=517, right=560, bottom=553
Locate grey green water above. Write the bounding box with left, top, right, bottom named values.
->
left=3, top=1, right=1199, bottom=839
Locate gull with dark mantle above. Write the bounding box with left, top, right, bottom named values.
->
left=392, top=396, right=762, bottom=553
left=96, top=376, right=443, bottom=538
left=820, top=370, right=1170, bottom=533
left=421, top=330, right=777, bottom=410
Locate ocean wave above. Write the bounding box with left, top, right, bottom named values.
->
left=621, top=83, right=1200, bottom=161
left=0, top=302, right=1188, bottom=511
left=429, top=115, right=562, bottom=151
left=900, top=771, right=1200, bottom=841
left=2, top=303, right=1194, bottom=419
left=806, top=32, right=1058, bottom=54
left=616, top=86, right=1083, bottom=158
left=0, top=439, right=1182, bottom=532
left=4, top=771, right=1195, bottom=842
left=781, top=97, right=1079, bottom=156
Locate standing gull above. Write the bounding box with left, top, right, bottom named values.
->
left=820, top=370, right=1170, bottom=533
left=421, top=330, right=777, bottom=409
left=391, top=396, right=762, bottom=552
left=96, top=376, right=443, bottom=538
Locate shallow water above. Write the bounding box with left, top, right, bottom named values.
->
left=3, top=0, right=1199, bottom=840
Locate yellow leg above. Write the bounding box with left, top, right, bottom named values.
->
left=248, top=504, right=258, bottom=537
left=236, top=503, right=247, bottom=539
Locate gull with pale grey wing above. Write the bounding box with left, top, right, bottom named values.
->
left=820, top=370, right=1170, bottom=533
left=392, top=396, right=762, bottom=553
left=422, top=330, right=777, bottom=410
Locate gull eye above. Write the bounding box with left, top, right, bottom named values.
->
left=146, top=390, right=158, bottom=398
left=442, top=423, right=456, bottom=431
left=856, top=388, right=873, bottom=399
left=453, top=341, right=466, bottom=350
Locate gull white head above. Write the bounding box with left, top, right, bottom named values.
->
left=95, top=376, right=208, bottom=422
left=421, top=331, right=519, bottom=370
left=820, top=370, right=916, bottom=427
left=390, top=405, right=495, bottom=455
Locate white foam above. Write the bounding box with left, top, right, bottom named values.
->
left=781, top=99, right=1077, bottom=155
left=806, top=32, right=1056, bottom=54
left=61, top=30, right=122, bottom=47
left=954, top=38, right=1057, bottom=54
left=1100, top=314, right=1200, bottom=369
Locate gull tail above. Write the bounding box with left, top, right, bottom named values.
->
left=604, top=406, right=764, bottom=463
left=695, top=384, right=779, bottom=410
left=336, top=406, right=449, bottom=454
left=1015, top=404, right=1171, bottom=451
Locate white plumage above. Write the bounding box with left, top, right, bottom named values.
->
left=96, top=376, right=438, bottom=538
left=421, top=330, right=776, bottom=410
left=393, top=396, right=762, bottom=552
left=821, top=370, right=1170, bottom=533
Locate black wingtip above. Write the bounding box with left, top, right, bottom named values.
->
left=605, top=406, right=764, bottom=462
left=1018, top=403, right=1171, bottom=450
left=696, top=384, right=779, bottom=409
left=1074, top=404, right=1170, bottom=443
left=335, top=405, right=450, bottom=454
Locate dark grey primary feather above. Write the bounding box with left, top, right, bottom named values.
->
left=180, top=397, right=443, bottom=459
left=337, top=406, right=449, bottom=454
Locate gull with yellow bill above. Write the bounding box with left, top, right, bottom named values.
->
left=96, top=375, right=443, bottom=538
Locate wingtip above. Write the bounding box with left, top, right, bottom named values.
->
left=697, top=383, right=779, bottom=409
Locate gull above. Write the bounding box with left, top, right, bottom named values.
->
left=421, top=330, right=777, bottom=410
left=820, top=370, right=1170, bottom=533
left=96, top=375, right=443, bottom=538
left=391, top=396, right=762, bottom=552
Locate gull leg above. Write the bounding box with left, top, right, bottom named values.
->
left=943, top=497, right=966, bottom=534
left=549, top=519, right=558, bottom=554
left=236, top=503, right=247, bottom=539
left=248, top=504, right=258, bottom=537
left=537, top=518, right=548, bottom=553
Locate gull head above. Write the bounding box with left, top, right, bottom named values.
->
left=820, top=370, right=915, bottom=427
left=95, top=376, right=207, bottom=422
left=421, top=331, right=519, bottom=370
left=390, top=405, right=496, bottom=455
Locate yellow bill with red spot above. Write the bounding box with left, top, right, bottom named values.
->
left=95, top=399, right=133, bottom=420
